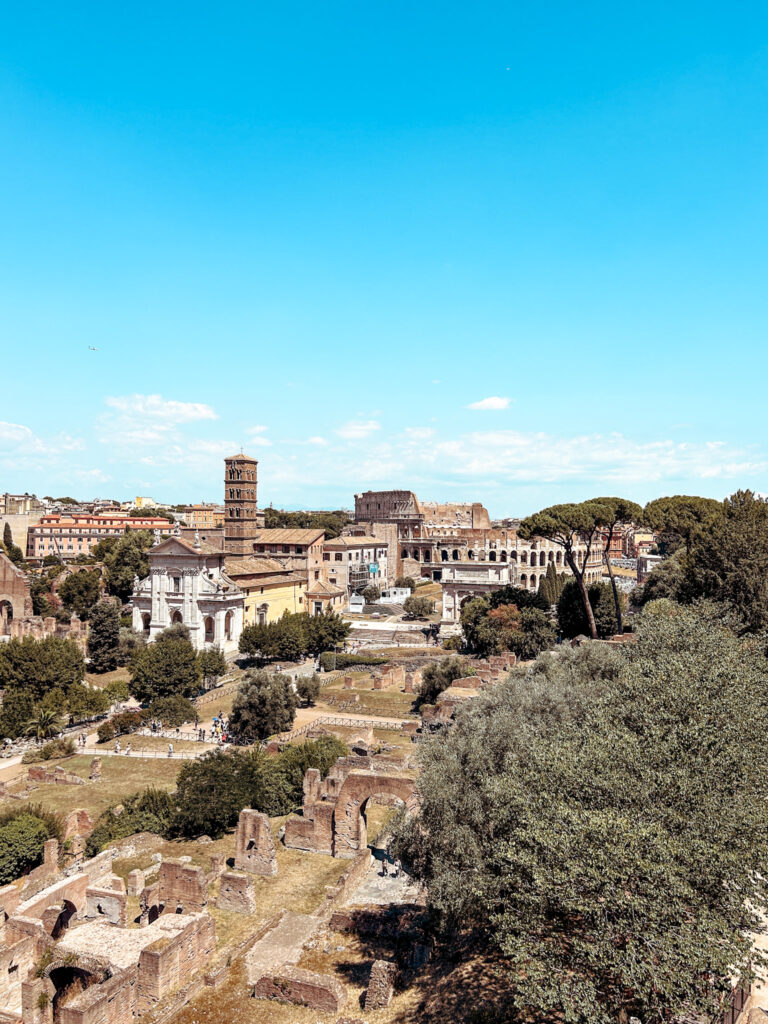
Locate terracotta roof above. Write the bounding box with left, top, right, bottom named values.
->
left=239, top=573, right=306, bottom=588
left=151, top=537, right=224, bottom=556
left=224, top=453, right=258, bottom=462
left=324, top=535, right=385, bottom=549
left=251, top=529, right=325, bottom=545
left=305, top=579, right=346, bottom=597
left=224, top=556, right=286, bottom=576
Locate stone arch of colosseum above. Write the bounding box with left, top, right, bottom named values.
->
left=332, top=772, right=418, bottom=858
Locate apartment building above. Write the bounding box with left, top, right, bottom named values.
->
left=26, top=513, right=173, bottom=562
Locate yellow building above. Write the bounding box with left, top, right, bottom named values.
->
left=225, top=556, right=307, bottom=625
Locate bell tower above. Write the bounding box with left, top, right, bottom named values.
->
left=224, top=454, right=265, bottom=556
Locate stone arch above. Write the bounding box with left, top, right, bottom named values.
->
left=401, top=549, right=409, bottom=560
left=488, top=551, right=496, bottom=561
left=42, top=899, right=78, bottom=940
left=509, top=550, right=518, bottom=562
left=171, top=610, right=183, bottom=626
left=441, top=549, right=448, bottom=561
left=467, top=550, right=475, bottom=560
left=452, top=549, right=460, bottom=561
left=520, top=573, right=527, bottom=586
left=48, top=961, right=105, bottom=1023
left=411, top=549, right=420, bottom=562
left=500, top=550, right=507, bottom=561
left=529, top=574, right=537, bottom=589
left=204, top=616, right=215, bottom=643
left=539, top=551, right=546, bottom=566
left=225, top=610, right=233, bottom=641
left=333, top=772, right=418, bottom=857
left=520, top=551, right=528, bottom=565
left=141, top=612, right=151, bottom=636
left=556, top=551, right=562, bottom=565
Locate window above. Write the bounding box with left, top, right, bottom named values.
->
left=282, top=546, right=290, bottom=553
left=335, top=553, right=343, bottom=562
left=323, top=553, right=330, bottom=561
left=296, top=546, right=304, bottom=554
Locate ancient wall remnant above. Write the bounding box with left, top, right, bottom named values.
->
left=364, top=959, right=398, bottom=1009
left=253, top=966, right=347, bottom=1012
left=89, top=757, right=102, bottom=781
left=233, top=809, right=277, bottom=876
left=156, top=861, right=208, bottom=915
left=217, top=871, right=256, bottom=915
left=85, top=876, right=127, bottom=927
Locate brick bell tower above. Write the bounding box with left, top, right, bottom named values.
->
left=224, top=454, right=265, bottom=556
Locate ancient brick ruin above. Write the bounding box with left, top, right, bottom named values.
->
left=0, top=839, right=217, bottom=1023
left=233, top=808, right=277, bottom=876
left=284, top=758, right=418, bottom=858
left=364, top=958, right=398, bottom=1009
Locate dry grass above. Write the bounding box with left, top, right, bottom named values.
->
left=0, top=754, right=182, bottom=819
left=96, top=735, right=209, bottom=754
left=84, top=666, right=132, bottom=689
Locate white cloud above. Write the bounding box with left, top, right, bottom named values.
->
left=403, top=427, right=436, bottom=440
left=0, top=420, right=85, bottom=458
left=467, top=396, right=512, bottom=410
left=335, top=420, right=381, bottom=440
left=105, top=394, right=218, bottom=422
left=307, top=436, right=328, bottom=446
left=247, top=425, right=269, bottom=435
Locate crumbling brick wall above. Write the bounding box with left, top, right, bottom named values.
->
left=233, top=809, right=277, bottom=876
left=364, top=959, right=398, bottom=1009
left=217, top=872, right=256, bottom=915
left=253, top=966, right=347, bottom=1012
left=156, top=861, right=208, bottom=914
left=137, top=913, right=215, bottom=1013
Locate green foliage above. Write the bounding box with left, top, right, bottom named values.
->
left=58, top=568, right=102, bottom=619
left=169, top=737, right=347, bottom=838
left=97, top=709, right=147, bottom=743
left=441, top=635, right=463, bottom=651
left=128, top=507, right=175, bottom=522
left=487, top=585, right=549, bottom=611
left=149, top=695, right=198, bottom=728
left=263, top=507, right=350, bottom=539
left=394, top=576, right=417, bottom=591
left=22, top=737, right=76, bottom=763
left=198, top=645, right=227, bottom=688
left=362, top=583, right=381, bottom=603
left=403, top=594, right=434, bottom=618
left=97, top=720, right=115, bottom=743
left=296, top=673, right=321, bottom=704
left=239, top=610, right=350, bottom=662
left=171, top=749, right=263, bottom=839
left=538, top=562, right=566, bottom=606
left=644, top=494, right=722, bottom=555
left=66, top=682, right=111, bottom=721
left=117, top=627, right=145, bottom=666
left=229, top=670, right=299, bottom=742
left=0, top=635, right=85, bottom=702
left=25, top=707, right=63, bottom=742
left=93, top=530, right=154, bottom=602
left=419, top=657, right=474, bottom=706
left=87, top=599, right=120, bottom=672
left=85, top=788, right=175, bottom=856
left=103, top=677, right=130, bottom=702
left=393, top=611, right=768, bottom=1024
left=557, top=580, right=620, bottom=639
left=317, top=651, right=387, bottom=671
left=2, top=522, right=25, bottom=565
left=461, top=598, right=556, bottom=659
left=130, top=624, right=201, bottom=703
left=0, top=814, right=52, bottom=885
left=0, top=688, right=35, bottom=739
left=680, top=490, right=768, bottom=633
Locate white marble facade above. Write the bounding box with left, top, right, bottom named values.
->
left=132, top=533, right=243, bottom=655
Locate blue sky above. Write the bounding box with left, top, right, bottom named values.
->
left=2, top=2, right=767, bottom=516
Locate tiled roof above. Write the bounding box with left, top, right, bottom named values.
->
left=224, top=556, right=287, bottom=576
left=324, top=535, right=385, bottom=549
left=240, top=573, right=306, bottom=588
left=152, top=537, right=224, bottom=556
left=305, top=579, right=346, bottom=597
left=251, top=529, right=325, bottom=544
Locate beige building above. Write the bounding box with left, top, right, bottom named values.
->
left=250, top=528, right=325, bottom=580
left=321, top=535, right=389, bottom=595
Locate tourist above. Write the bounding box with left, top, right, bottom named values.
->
left=114, top=740, right=120, bottom=754
left=168, top=743, right=174, bottom=757
left=125, top=742, right=131, bottom=756
left=381, top=856, right=388, bottom=877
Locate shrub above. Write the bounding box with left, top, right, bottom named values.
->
left=442, top=635, right=463, bottom=651
left=403, top=595, right=434, bottom=619
left=395, top=576, right=417, bottom=592
left=229, top=671, right=298, bottom=743
left=419, top=657, right=475, bottom=706
left=318, top=652, right=388, bottom=671
left=0, top=812, right=55, bottom=885
left=97, top=720, right=115, bottom=743
left=21, top=737, right=76, bottom=764
left=296, top=674, right=322, bottom=705
left=85, top=787, right=174, bottom=856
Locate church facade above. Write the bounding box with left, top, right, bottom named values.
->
left=131, top=532, right=244, bottom=655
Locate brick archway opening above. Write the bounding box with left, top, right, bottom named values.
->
left=332, top=772, right=418, bottom=858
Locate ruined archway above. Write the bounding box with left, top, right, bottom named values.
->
left=0, top=598, right=13, bottom=635
left=332, top=772, right=418, bottom=858
left=48, top=960, right=105, bottom=1023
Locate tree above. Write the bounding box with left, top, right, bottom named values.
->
left=94, top=530, right=154, bottom=603
left=129, top=624, right=201, bottom=703
left=229, top=670, right=299, bottom=742
left=419, top=657, right=474, bottom=706
left=518, top=502, right=612, bottom=639
left=2, top=523, right=25, bottom=566
left=537, top=561, right=566, bottom=607
left=172, top=749, right=263, bottom=838
left=488, top=585, right=548, bottom=611
left=403, top=594, right=434, bottom=619
left=392, top=608, right=768, bottom=1024
left=66, top=683, right=110, bottom=721
left=590, top=496, right=643, bottom=634
left=198, top=646, right=227, bottom=689
left=462, top=598, right=556, bottom=659
left=149, top=695, right=198, bottom=728
left=362, top=583, right=381, bottom=603
left=643, top=494, right=722, bottom=555
left=128, top=507, right=175, bottom=522
left=395, top=576, right=417, bottom=592
left=0, top=814, right=52, bottom=886
left=117, top=627, right=145, bottom=666
left=58, top=568, right=102, bottom=619
left=630, top=551, right=686, bottom=607
left=0, top=689, right=35, bottom=740
left=0, top=635, right=85, bottom=702
left=239, top=610, right=350, bottom=662
left=87, top=599, right=120, bottom=672
left=25, top=708, right=63, bottom=743
left=296, top=673, right=321, bottom=705
left=681, top=490, right=768, bottom=632
left=557, top=579, right=620, bottom=639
